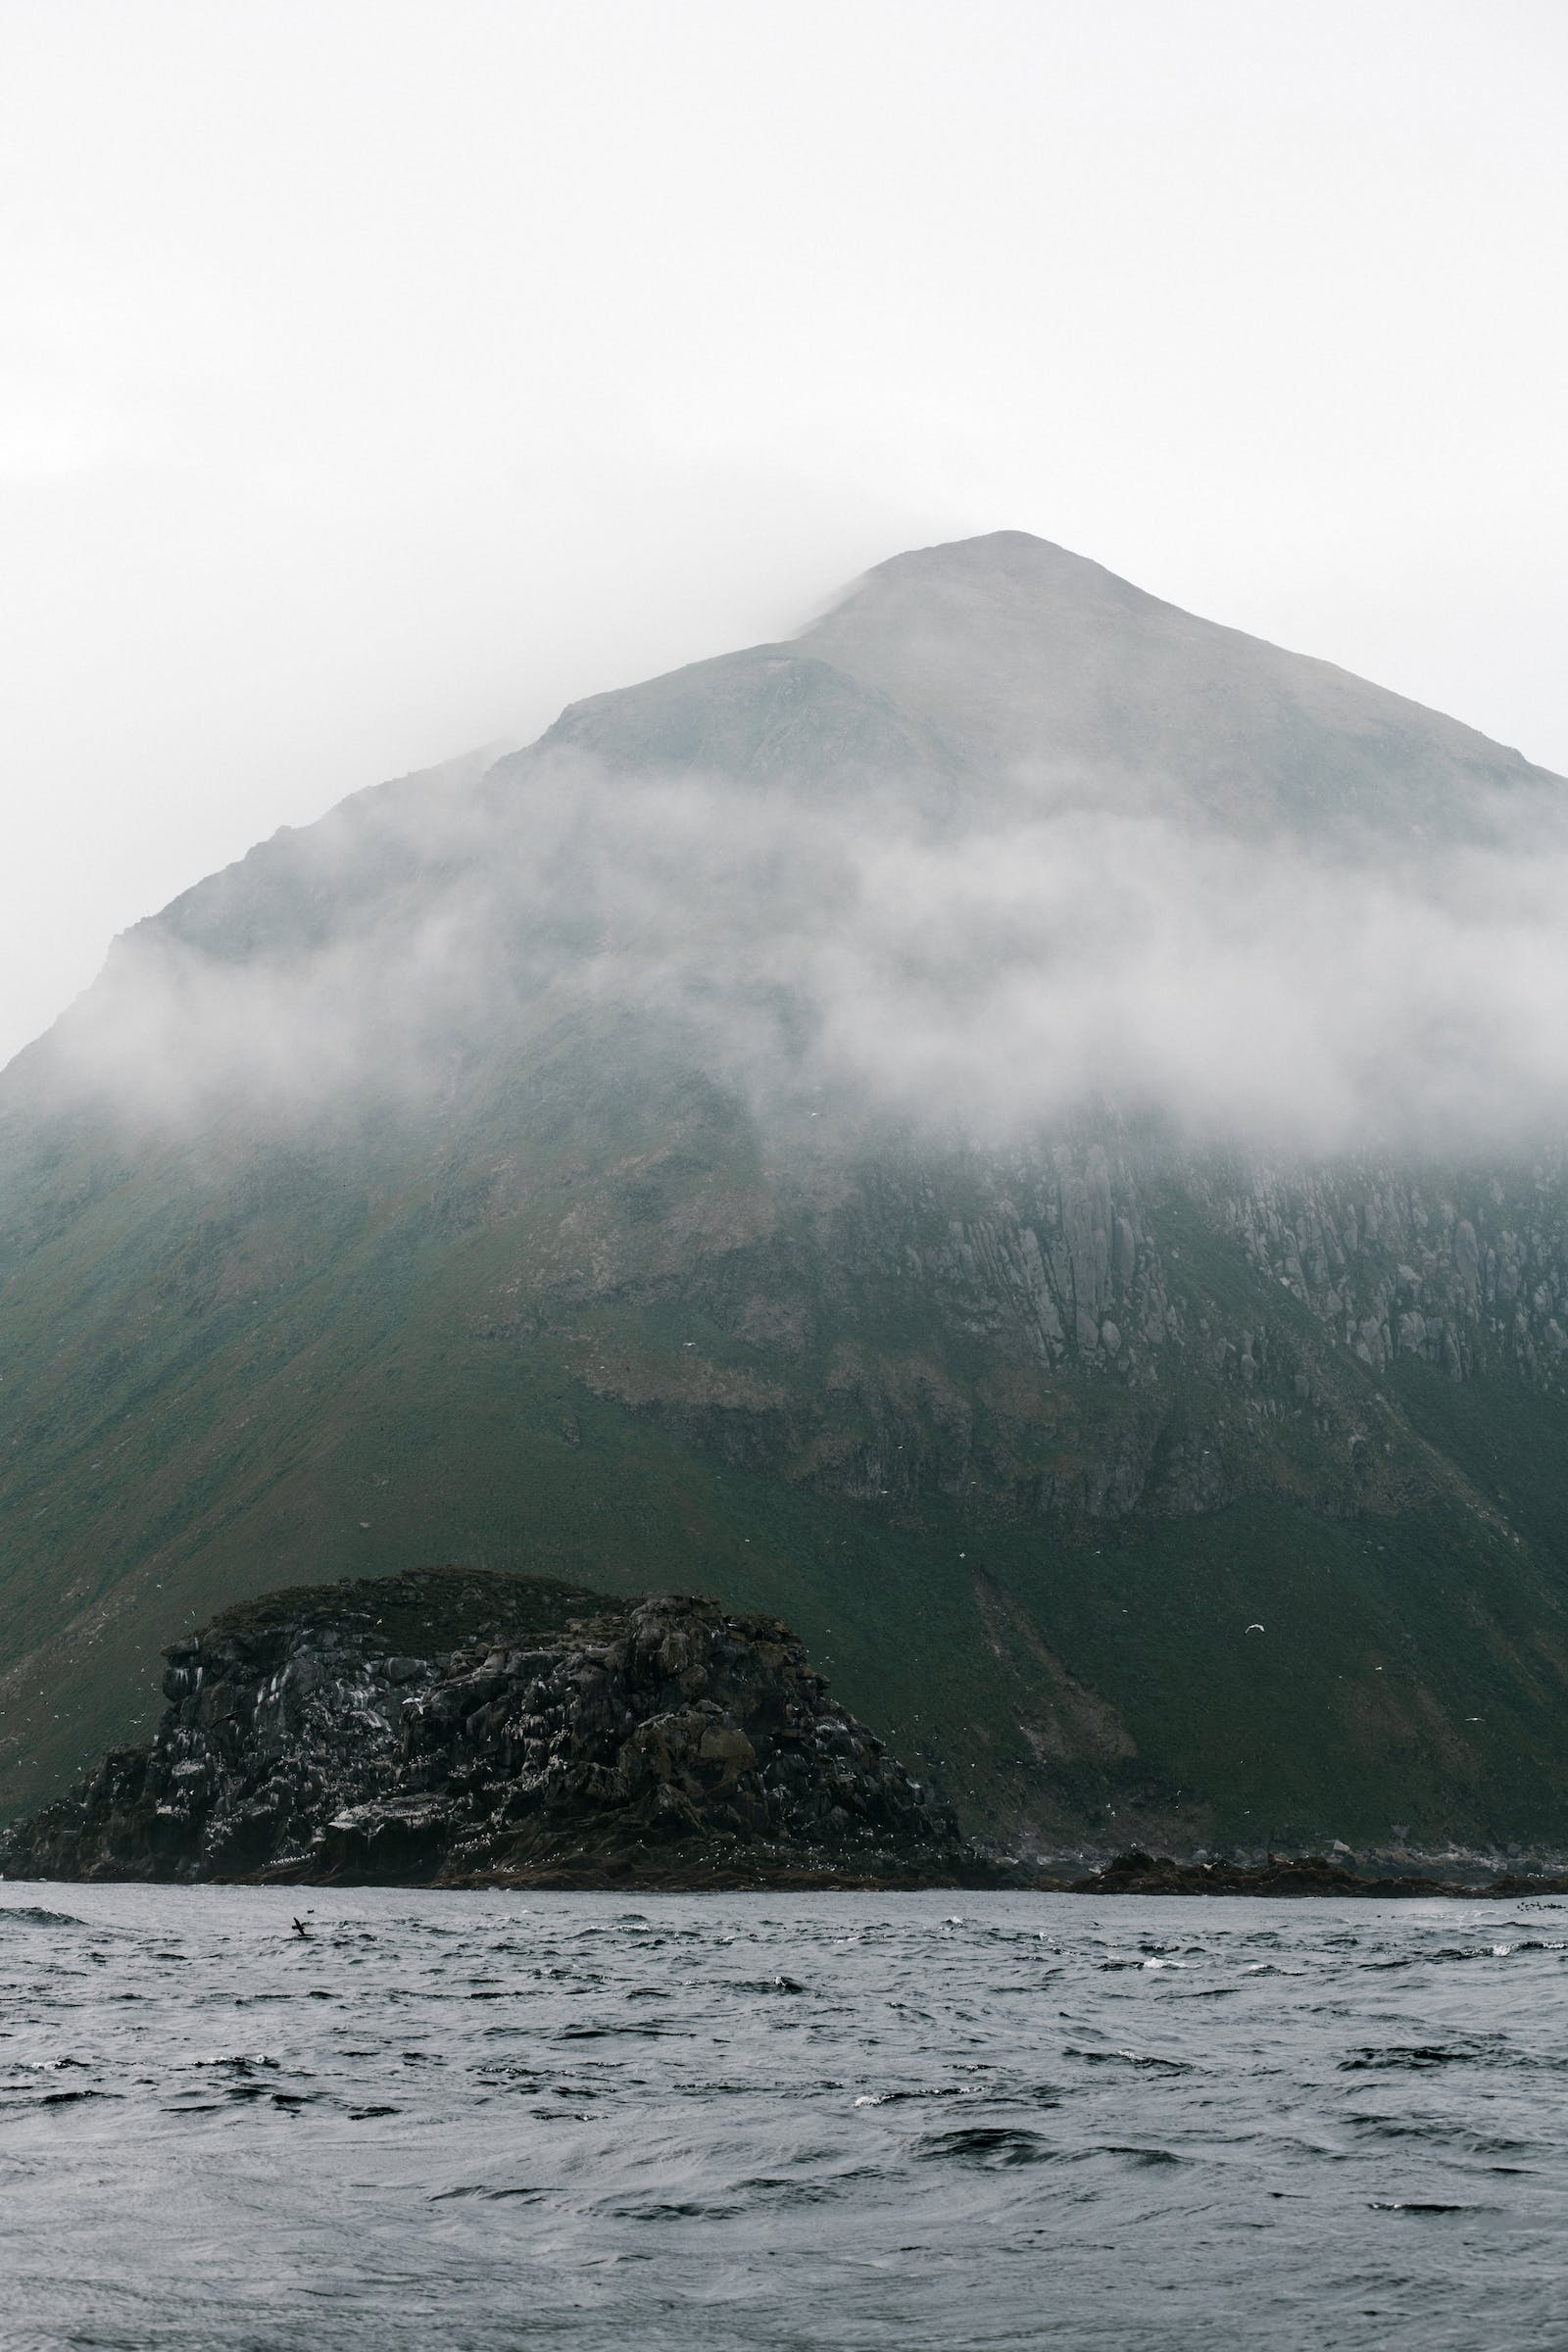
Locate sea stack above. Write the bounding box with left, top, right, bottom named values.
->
left=0, top=1568, right=978, bottom=1887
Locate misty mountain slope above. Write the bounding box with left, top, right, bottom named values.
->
left=536, top=646, right=957, bottom=795
left=6, top=531, right=1568, bottom=1860
left=803, top=530, right=1560, bottom=837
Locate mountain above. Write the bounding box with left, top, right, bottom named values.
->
left=4, top=530, right=1568, bottom=1864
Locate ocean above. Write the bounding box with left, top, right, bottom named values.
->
left=2, top=1884, right=1565, bottom=2349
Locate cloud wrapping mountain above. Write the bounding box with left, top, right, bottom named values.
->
left=29, top=529, right=1568, bottom=1161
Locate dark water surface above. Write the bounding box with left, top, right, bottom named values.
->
left=3, top=1885, right=1566, bottom=2349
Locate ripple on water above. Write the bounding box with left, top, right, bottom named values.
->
left=914, top=2125, right=1056, bottom=2169
left=3, top=1885, right=1567, bottom=2352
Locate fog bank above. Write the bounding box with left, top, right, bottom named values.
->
left=32, top=738, right=1568, bottom=1165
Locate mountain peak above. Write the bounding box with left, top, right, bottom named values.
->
left=798, top=528, right=1556, bottom=832
left=836, top=525, right=1152, bottom=598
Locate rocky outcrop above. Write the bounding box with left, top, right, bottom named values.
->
left=0, top=1568, right=974, bottom=1886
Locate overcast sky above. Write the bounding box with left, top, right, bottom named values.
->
left=2, top=0, right=1564, bottom=1071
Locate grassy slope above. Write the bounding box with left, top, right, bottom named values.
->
left=5, top=1119, right=1568, bottom=1854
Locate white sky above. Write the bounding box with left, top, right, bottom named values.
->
left=1, top=0, right=1564, bottom=1070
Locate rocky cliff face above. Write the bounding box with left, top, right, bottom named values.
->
left=558, top=1127, right=1563, bottom=1532
left=0, top=1570, right=970, bottom=1886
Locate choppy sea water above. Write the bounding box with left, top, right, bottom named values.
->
left=3, top=1886, right=1567, bottom=2350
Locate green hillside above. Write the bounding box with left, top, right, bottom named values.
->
left=5, top=1016, right=1568, bottom=1856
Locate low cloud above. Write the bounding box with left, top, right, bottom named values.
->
left=25, top=743, right=1568, bottom=1165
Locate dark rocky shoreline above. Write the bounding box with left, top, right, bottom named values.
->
left=5, top=1565, right=1563, bottom=1898
left=1059, top=1848, right=1568, bottom=1899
